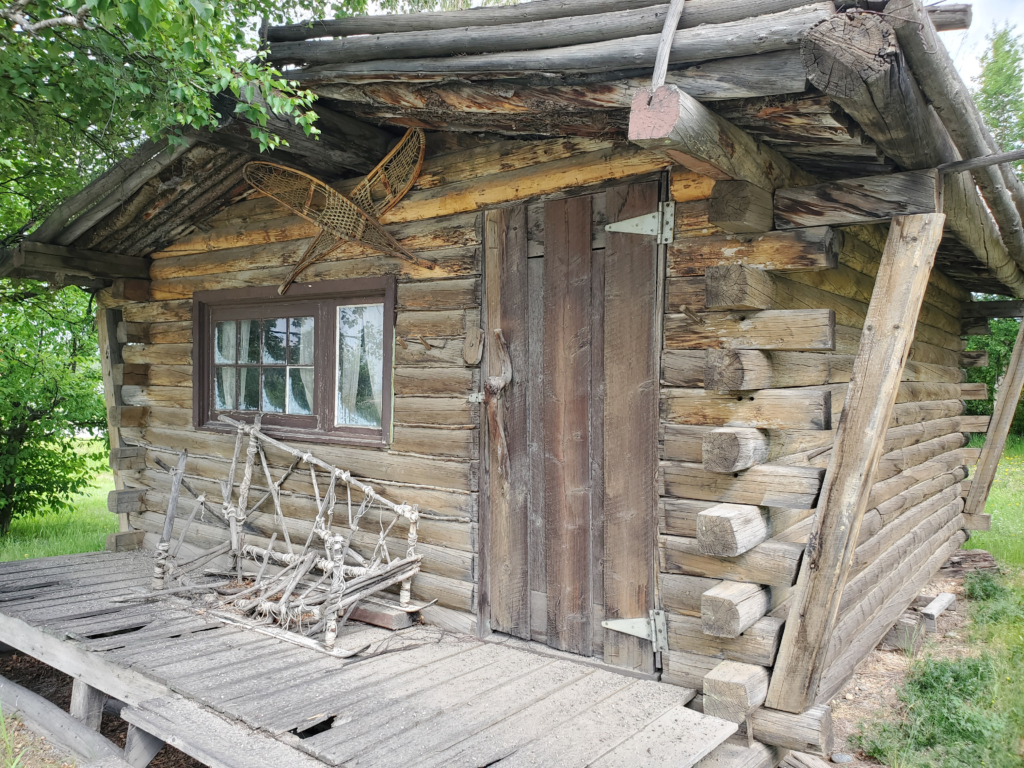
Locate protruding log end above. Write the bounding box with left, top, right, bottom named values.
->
left=702, top=581, right=771, bottom=638
left=703, top=427, right=770, bottom=473
left=704, top=349, right=773, bottom=392
left=697, top=503, right=770, bottom=557
left=705, top=264, right=775, bottom=311
left=703, top=660, right=770, bottom=724
left=708, top=180, right=774, bottom=234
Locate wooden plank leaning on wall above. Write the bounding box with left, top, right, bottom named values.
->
left=765, top=213, right=947, bottom=714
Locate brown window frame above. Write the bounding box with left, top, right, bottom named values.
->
left=193, top=277, right=395, bottom=447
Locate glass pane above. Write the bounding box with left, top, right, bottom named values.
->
left=336, top=304, right=384, bottom=428
left=262, top=318, right=287, bottom=364
left=288, top=317, right=315, bottom=365
left=214, top=322, right=236, bottom=364
left=240, top=319, right=261, bottom=364
left=262, top=368, right=286, bottom=413
left=239, top=367, right=260, bottom=411
left=214, top=367, right=236, bottom=410
left=288, top=368, right=314, bottom=415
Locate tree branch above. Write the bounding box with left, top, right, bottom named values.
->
left=0, top=1, right=90, bottom=35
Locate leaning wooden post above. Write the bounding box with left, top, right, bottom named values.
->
left=964, top=319, right=1024, bottom=518
left=765, top=214, right=946, bottom=713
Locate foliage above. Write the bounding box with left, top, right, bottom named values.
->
left=0, top=282, right=106, bottom=535
left=963, top=311, right=1024, bottom=434
left=975, top=26, right=1024, bottom=167
left=0, top=462, right=115, bottom=561
left=969, top=434, right=1024, bottom=567
left=0, top=707, right=23, bottom=768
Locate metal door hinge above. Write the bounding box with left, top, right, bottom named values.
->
left=604, top=201, right=674, bottom=244
left=601, top=609, right=668, bottom=653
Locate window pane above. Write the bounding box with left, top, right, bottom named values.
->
left=288, top=368, right=314, bottom=415
left=262, top=318, right=287, bottom=364
left=214, top=367, right=236, bottom=410
left=239, top=367, right=260, bottom=411
left=288, top=317, right=315, bottom=365
left=262, top=368, right=286, bottom=413
left=240, top=319, right=261, bottom=364
left=214, top=322, right=236, bottom=364
left=336, top=304, right=384, bottom=428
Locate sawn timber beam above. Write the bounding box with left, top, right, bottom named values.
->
left=1, top=242, right=151, bottom=284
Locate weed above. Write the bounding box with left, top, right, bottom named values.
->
left=0, top=708, right=23, bottom=768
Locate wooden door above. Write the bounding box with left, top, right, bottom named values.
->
left=483, top=181, right=661, bottom=674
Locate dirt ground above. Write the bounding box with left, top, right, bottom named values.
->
left=826, top=573, right=974, bottom=765
left=0, top=651, right=203, bottom=768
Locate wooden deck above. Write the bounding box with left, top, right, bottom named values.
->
left=0, top=551, right=743, bottom=768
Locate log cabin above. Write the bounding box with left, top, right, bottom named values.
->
left=1, top=0, right=1022, bottom=766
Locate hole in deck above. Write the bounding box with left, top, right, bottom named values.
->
left=84, top=622, right=151, bottom=640
left=291, top=715, right=336, bottom=739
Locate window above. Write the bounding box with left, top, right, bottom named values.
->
left=194, top=278, right=395, bottom=445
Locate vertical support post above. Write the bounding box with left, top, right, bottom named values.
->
left=124, top=724, right=164, bottom=768
left=69, top=679, right=106, bottom=731
left=964, top=318, right=1024, bottom=517
left=765, top=214, right=946, bottom=713
left=97, top=307, right=130, bottom=533
left=483, top=206, right=530, bottom=639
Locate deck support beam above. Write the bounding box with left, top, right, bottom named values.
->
left=766, top=214, right=945, bottom=714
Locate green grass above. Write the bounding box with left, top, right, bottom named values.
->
left=0, top=469, right=117, bottom=563
left=850, top=441, right=1024, bottom=766
left=969, top=435, right=1024, bottom=567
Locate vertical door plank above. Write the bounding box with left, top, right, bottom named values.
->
left=484, top=205, right=531, bottom=639
left=602, top=181, right=661, bottom=674
left=766, top=213, right=946, bottom=713
left=590, top=211, right=607, bottom=659
left=527, top=253, right=548, bottom=643
left=544, top=195, right=594, bottom=655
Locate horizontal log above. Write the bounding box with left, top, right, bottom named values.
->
left=395, top=337, right=468, bottom=368
left=108, top=488, right=147, bottom=514
left=122, top=300, right=192, bottom=324
left=121, top=385, right=192, bottom=408
left=870, top=466, right=967, bottom=527
left=866, top=448, right=969, bottom=519
left=660, top=534, right=804, bottom=586
left=110, top=446, right=147, bottom=472
left=707, top=180, right=775, bottom=233
left=697, top=504, right=769, bottom=556
left=816, top=530, right=967, bottom=705
left=146, top=365, right=191, bottom=388
left=661, top=572, right=721, bottom=617
left=393, top=366, right=477, bottom=396
left=702, top=349, right=962, bottom=392
left=773, top=170, right=941, bottom=229
left=664, top=309, right=836, bottom=351
left=397, top=277, right=479, bottom=311
left=960, top=350, right=989, bottom=367
left=108, top=406, right=149, bottom=429
left=964, top=512, right=991, bottom=530
left=961, top=382, right=988, bottom=400
left=962, top=300, right=1024, bottom=318
left=287, top=3, right=835, bottom=76
left=12, top=241, right=151, bottom=281
left=702, top=427, right=769, bottom=473
left=668, top=227, right=840, bottom=277
left=704, top=660, right=769, bottom=723
left=391, top=425, right=478, bottom=459
left=659, top=495, right=812, bottom=539
left=962, top=317, right=991, bottom=336
left=961, top=415, right=990, bottom=432
left=394, top=395, right=478, bottom=426
left=664, top=424, right=833, bottom=466
left=662, top=649, right=721, bottom=692
left=747, top=704, right=834, bottom=756
left=661, top=387, right=832, bottom=430
left=667, top=612, right=784, bottom=666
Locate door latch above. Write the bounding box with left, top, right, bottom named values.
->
left=604, top=201, right=675, bottom=244
left=601, top=609, right=668, bottom=653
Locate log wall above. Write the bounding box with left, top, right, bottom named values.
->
left=101, top=136, right=673, bottom=632
left=656, top=177, right=983, bottom=719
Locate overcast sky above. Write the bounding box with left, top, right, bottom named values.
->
left=938, top=0, right=1024, bottom=84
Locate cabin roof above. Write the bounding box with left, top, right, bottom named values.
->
left=16, top=0, right=1024, bottom=297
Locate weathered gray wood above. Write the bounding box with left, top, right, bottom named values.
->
left=702, top=428, right=769, bottom=473
left=802, top=11, right=1024, bottom=295
left=12, top=241, right=151, bottom=281
left=0, top=673, right=123, bottom=762
left=667, top=612, right=783, bottom=666
left=703, top=660, right=769, bottom=725
left=697, top=504, right=768, bottom=557
left=767, top=214, right=946, bottom=714
left=662, top=461, right=823, bottom=509
left=669, top=227, right=840, bottom=277
left=660, top=535, right=803, bottom=587
left=270, top=0, right=819, bottom=40
left=920, top=592, right=956, bottom=633
left=704, top=265, right=775, bottom=311
left=124, top=724, right=164, bottom=768
left=698, top=741, right=778, bottom=768
left=965, top=317, right=1024, bottom=516
left=887, top=0, right=1024, bottom=270
left=651, top=0, right=686, bottom=89
left=603, top=181, right=659, bottom=673
left=774, top=170, right=942, bottom=230
left=702, top=581, right=771, bottom=638
left=962, top=300, right=1024, bottom=318
left=310, top=4, right=834, bottom=77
